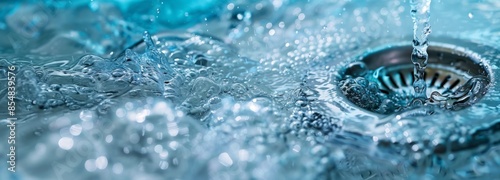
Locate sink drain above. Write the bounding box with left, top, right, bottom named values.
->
left=340, top=42, right=492, bottom=114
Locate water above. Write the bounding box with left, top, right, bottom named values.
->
left=429, top=76, right=490, bottom=110
left=1, top=0, right=500, bottom=179
left=410, top=0, right=432, bottom=99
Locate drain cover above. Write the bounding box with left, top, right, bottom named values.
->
left=340, top=42, right=492, bottom=114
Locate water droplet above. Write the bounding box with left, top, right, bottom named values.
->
left=58, top=137, right=74, bottom=150
left=218, top=152, right=234, bottom=167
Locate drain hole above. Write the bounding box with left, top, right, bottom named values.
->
left=439, top=75, right=452, bottom=89
left=378, top=76, right=391, bottom=92
left=380, top=89, right=390, bottom=94
left=430, top=73, right=439, bottom=87
left=389, top=74, right=400, bottom=88
left=398, top=71, right=407, bottom=86
left=339, top=44, right=492, bottom=114
left=449, top=79, right=461, bottom=90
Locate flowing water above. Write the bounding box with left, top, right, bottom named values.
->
left=410, top=0, right=432, bottom=100
left=0, top=0, right=500, bottom=179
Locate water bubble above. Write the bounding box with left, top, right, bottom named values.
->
left=85, top=159, right=97, bottom=172
left=339, top=76, right=382, bottom=111
left=70, top=124, right=83, bottom=136
left=58, top=137, right=74, bottom=150
left=218, top=152, right=234, bottom=167
left=95, top=156, right=108, bottom=170
left=112, top=163, right=124, bottom=174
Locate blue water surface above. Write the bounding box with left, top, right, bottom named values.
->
left=0, top=0, right=500, bottom=179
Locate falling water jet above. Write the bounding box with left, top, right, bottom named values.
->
left=410, top=0, right=432, bottom=100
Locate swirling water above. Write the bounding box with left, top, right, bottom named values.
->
left=0, top=0, right=499, bottom=180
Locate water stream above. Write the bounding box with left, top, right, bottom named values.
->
left=410, top=0, right=432, bottom=100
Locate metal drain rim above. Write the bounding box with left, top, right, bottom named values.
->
left=330, top=37, right=499, bottom=156
left=339, top=39, right=493, bottom=115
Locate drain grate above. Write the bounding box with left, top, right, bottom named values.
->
left=340, top=43, right=492, bottom=114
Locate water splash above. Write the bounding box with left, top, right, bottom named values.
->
left=429, top=76, right=490, bottom=110
left=410, top=0, right=432, bottom=99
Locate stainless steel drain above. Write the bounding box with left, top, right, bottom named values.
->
left=340, top=42, right=492, bottom=114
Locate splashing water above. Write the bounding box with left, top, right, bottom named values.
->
left=429, top=76, right=490, bottom=110
left=410, top=0, right=432, bottom=99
